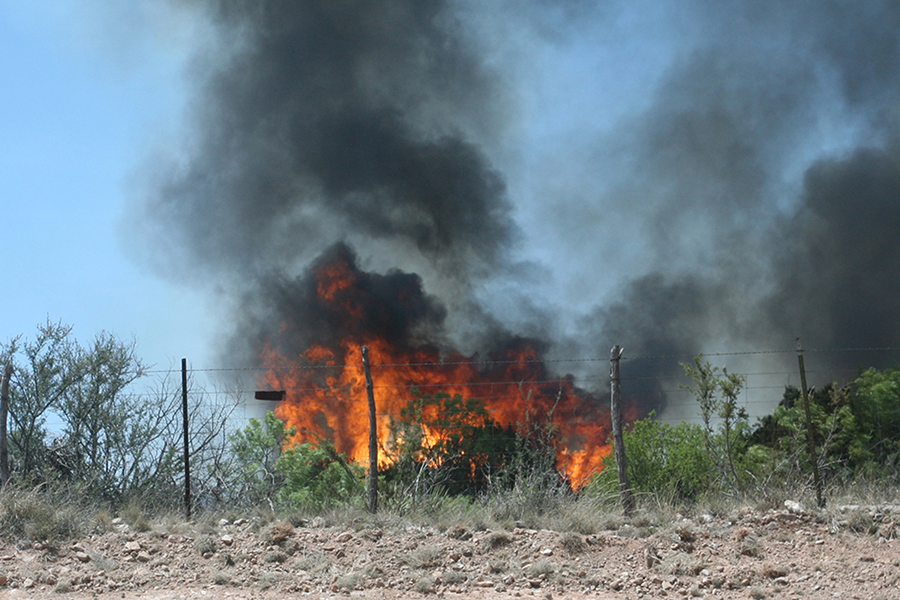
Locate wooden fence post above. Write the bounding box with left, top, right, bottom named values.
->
left=610, top=345, right=634, bottom=515
left=0, top=364, right=12, bottom=485
left=362, top=346, right=378, bottom=513
left=182, top=358, right=192, bottom=519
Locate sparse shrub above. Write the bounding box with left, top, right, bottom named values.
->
left=442, top=571, right=468, bottom=585
left=414, top=576, right=435, bottom=594
left=749, top=586, right=767, bottom=599
left=488, top=557, right=508, bottom=573
left=257, top=572, right=279, bottom=590
left=194, top=535, right=217, bottom=556
left=120, top=503, right=151, bottom=533
left=761, top=563, right=789, bottom=579
left=658, top=552, right=703, bottom=576
left=263, top=550, right=288, bottom=563
left=480, top=531, right=513, bottom=552
left=559, top=532, right=586, bottom=554
left=401, top=546, right=443, bottom=569
left=739, top=535, right=762, bottom=557
left=295, top=551, right=329, bottom=573
left=262, top=520, right=294, bottom=545
left=0, top=488, right=84, bottom=542
left=524, top=559, right=555, bottom=578
left=846, top=510, right=877, bottom=535
left=335, top=572, right=363, bottom=590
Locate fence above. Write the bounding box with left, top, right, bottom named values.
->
left=1, top=344, right=897, bottom=512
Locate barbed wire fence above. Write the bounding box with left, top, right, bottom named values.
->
left=6, top=344, right=895, bottom=512
left=158, top=344, right=898, bottom=511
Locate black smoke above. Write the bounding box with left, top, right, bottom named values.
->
left=127, top=0, right=900, bottom=410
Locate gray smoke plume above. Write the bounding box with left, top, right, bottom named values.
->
left=126, top=0, right=900, bottom=409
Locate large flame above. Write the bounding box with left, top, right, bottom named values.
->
left=258, top=246, right=630, bottom=487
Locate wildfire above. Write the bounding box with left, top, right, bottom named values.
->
left=258, top=244, right=626, bottom=487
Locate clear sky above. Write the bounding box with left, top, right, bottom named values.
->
left=1, top=2, right=217, bottom=371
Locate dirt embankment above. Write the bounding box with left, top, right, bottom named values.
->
left=0, top=502, right=897, bottom=600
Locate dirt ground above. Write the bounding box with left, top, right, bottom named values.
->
left=0, top=501, right=897, bottom=600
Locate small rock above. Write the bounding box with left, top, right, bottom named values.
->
left=0, top=575, right=7, bottom=586
left=335, top=532, right=353, bottom=544
left=75, top=552, right=91, bottom=563
left=220, top=535, right=234, bottom=546
left=540, top=548, right=553, bottom=556
left=475, top=580, right=494, bottom=587
left=785, top=500, right=805, bottom=514
left=23, top=578, right=35, bottom=589
left=137, top=551, right=152, bottom=562
left=218, top=518, right=230, bottom=527
left=124, top=541, right=142, bottom=553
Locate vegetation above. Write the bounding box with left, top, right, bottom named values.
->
left=592, top=356, right=900, bottom=508
left=2, top=321, right=899, bottom=534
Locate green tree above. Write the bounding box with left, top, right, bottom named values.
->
left=681, top=356, right=749, bottom=496
left=1, top=320, right=84, bottom=479
left=54, top=332, right=154, bottom=502
left=227, top=411, right=295, bottom=507
left=850, top=368, right=900, bottom=466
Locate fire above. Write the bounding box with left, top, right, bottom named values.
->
left=258, top=244, right=625, bottom=487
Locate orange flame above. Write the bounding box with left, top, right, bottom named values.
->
left=258, top=248, right=626, bottom=487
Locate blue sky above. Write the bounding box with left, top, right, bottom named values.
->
left=1, top=2, right=217, bottom=370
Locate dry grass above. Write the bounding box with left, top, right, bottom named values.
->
left=400, top=545, right=444, bottom=569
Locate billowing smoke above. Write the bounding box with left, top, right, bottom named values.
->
left=126, top=0, right=900, bottom=413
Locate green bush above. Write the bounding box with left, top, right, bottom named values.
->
left=275, top=436, right=364, bottom=509
left=590, top=413, right=715, bottom=501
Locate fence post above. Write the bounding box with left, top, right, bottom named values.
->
left=182, top=358, right=191, bottom=519
left=796, top=339, right=825, bottom=508
left=0, top=364, right=12, bottom=485
left=610, top=345, right=634, bottom=515
left=362, top=346, right=378, bottom=513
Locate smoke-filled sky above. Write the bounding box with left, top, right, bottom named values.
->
left=5, top=0, right=900, bottom=413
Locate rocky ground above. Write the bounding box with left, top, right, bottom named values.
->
left=0, top=502, right=897, bottom=600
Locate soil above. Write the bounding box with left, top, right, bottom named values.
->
left=0, top=502, right=897, bottom=600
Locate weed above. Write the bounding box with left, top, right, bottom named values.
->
left=295, top=551, right=329, bottom=573
left=846, top=511, right=877, bottom=535
left=335, top=572, right=363, bottom=590
left=442, top=571, right=468, bottom=585
left=0, top=489, right=84, bottom=542
left=401, top=545, right=444, bottom=569
left=739, top=535, right=762, bottom=557
left=263, top=550, right=288, bottom=563
left=559, top=531, right=586, bottom=554
left=193, top=535, right=217, bottom=556
left=524, top=559, right=555, bottom=578
left=749, top=586, right=767, bottom=599
left=761, top=563, right=789, bottom=579
left=262, top=521, right=294, bottom=545
left=257, top=572, right=279, bottom=590
left=481, top=531, right=513, bottom=552
left=414, top=576, right=435, bottom=594
left=658, top=552, right=704, bottom=576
